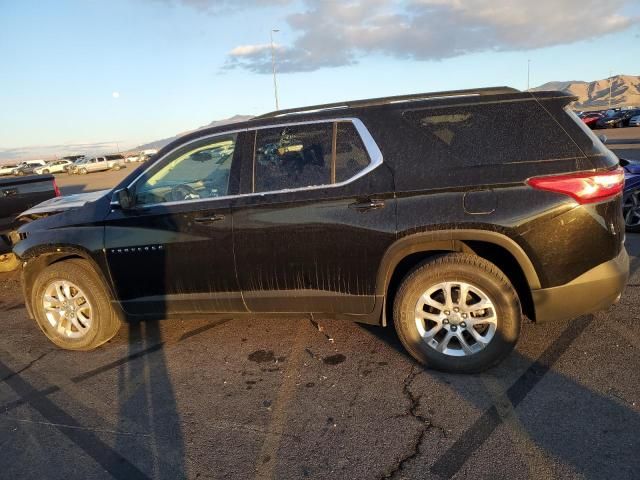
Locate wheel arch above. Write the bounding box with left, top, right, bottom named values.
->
left=377, top=230, right=541, bottom=326
left=21, top=246, right=116, bottom=320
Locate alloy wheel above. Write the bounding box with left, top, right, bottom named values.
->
left=623, top=190, right=640, bottom=228
left=415, top=281, right=497, bottom=357
left=42, top=280, right=93, bottom=339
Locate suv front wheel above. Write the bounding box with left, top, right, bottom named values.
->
left=31, top=259, right=122, bottom=350
left=393, top=253, right=521, bottom=373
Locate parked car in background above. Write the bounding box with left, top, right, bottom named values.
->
left=581, top=113, right=603, bottom=129
left=12, top=160, right=47, bottom=176
left=629, top=115, right=640, bottom=127
left=34, top=159, right=73, bottom=175
left=70, top=157, right=107, bottom=174
left=596, top=110, right=640, bottom=129
left=70, top=155, right=126, bottom=174
left=621, top=158, right=640, bottom=232
left=10, top=87, right=628, bottom=373
left=65, top=158, right=85, bottom=173
left=105, top=154, right=126, bottom=170
left=0, top=174, right=59, bottom=271
left=0, top=163, right=20, bottom=176
left=124, top=153, right=139, bottom=163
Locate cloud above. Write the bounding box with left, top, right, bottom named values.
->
left=225, top=0, right=639, bottom=73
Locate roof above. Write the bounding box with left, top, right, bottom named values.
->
left=254, top=86, right=521, bottom=120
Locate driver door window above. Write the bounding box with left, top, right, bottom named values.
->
left=135, top=133, right=237, bottom=205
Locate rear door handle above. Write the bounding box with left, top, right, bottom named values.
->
left=348, top=199, right=385, bottom=212
left=193, top=214, right=225, bottom=225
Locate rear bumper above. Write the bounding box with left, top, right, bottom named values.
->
left=532, top=247, right=629, bottom=323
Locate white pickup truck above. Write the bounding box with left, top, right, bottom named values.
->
left=70, top=154, right=126, bottom=174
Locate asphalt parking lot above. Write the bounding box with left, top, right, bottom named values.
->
left=1, top=129, right=640, bottom=480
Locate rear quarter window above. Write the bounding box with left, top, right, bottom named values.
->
left=403, top=100, right=583, bottom=167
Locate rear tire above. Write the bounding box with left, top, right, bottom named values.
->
left=42, top=169, right=50, bottom=174
left=31, top=259, right=122, bottom=350
left=393, top=253, right=522, bottom=373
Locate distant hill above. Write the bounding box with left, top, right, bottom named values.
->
left=533, top=74, right=640, bottom=109
left=135, top=114, right=253, bottom=151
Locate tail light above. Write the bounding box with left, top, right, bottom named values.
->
left=527, top=167, right=625, bottom=204
left=53, top=179, right=61, bottom=197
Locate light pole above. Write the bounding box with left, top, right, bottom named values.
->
left=270, top=29, right=280, bottom=111
left=527, top=59, right=531, bottom=91
left=608, top=71, right=613, bottom=110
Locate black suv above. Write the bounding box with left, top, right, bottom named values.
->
left=11, top=87, right=629, bottom=373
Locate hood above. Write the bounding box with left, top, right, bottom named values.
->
left=19, top=189, right=112, bottom=217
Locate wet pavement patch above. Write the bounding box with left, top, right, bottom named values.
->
left=248, top=350, right=275, bottom=363
left=322, top=353, right=346, bottom=365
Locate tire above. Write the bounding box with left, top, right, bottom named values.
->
left=31, top=259, right=122, bottom=350
left=113, top=164, right=121, bottom=171
left=393, top=253, right=522, bottom=373
left=623, top=189, right=640, bottom=233
left=79, top=168, right=87, bottom=175
left=0, top=253, right=20, bottom=273
left=42, top=169, right=50, bottom=174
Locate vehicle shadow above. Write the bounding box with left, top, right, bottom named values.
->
left=359, top=308, right=640, bottom=479
left=114, top=320, right=185, bottom=479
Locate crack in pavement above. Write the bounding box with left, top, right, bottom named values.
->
left=381, top=364, right=446, bottom=480
left=0, top=350, right=55, bottom=383
left=308, top=315, right=335, bottom=344
left=0, top=416, right=153, bottom=437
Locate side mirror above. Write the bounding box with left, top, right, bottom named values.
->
left=114, top=188, right=134, bottom=210
left=598, top=134, right=608, bottom=144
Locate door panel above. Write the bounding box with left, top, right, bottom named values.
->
left=233, top=169, right=396, bottom=314
left=105, top=201, right=243, bottom=316
left=104, top=130, right=248, bottom=317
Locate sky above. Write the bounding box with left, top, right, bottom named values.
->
left=0, top=0, right=639, bottom=161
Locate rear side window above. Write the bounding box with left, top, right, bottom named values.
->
left=403, top=101, right=583, bottom=166
left=254, top=123, right=333, bottom=192
left=253, top=121, right=373, bottom=193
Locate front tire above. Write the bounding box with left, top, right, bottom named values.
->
left=79, top=168, right=87, bottom=175
left=393, top=253, right=522, bottom=373
left=31, top=259, right=122, bottom=350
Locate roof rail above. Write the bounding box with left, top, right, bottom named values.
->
left=254, top=86, right=520, bottom=120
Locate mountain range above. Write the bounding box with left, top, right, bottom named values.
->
left=134, top=114, right=254, bottom=151
left=532, top=74, right=640, bottom=109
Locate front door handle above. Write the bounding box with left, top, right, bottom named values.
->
left=193, top=214, right=225, bottom=225
left=348, top=199, right=385, bottom=212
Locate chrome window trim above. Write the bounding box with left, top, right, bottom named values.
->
left=111, top=118, right=383, bottom=209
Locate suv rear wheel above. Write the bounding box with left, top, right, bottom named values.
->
left=31, top=259, right=122, bottom=350
left=393, top=253, right=521, bottom=373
